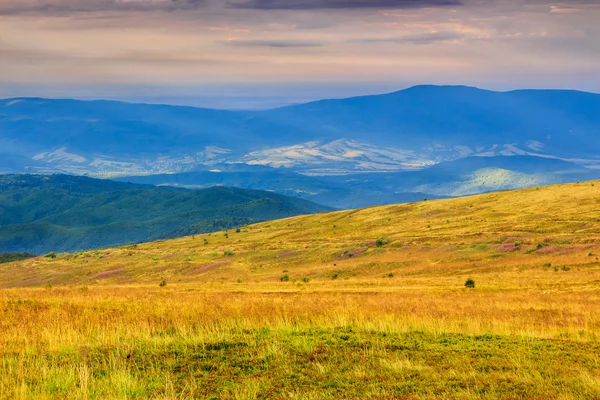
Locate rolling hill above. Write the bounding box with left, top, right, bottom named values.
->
left=0, top=174, right=330, bottom=254
left=4, top=178, right=600, bottom=287
left=3, top=180, right=600, bottom=399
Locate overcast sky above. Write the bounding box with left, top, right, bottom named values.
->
left=1, top=0, right=599, bottom=108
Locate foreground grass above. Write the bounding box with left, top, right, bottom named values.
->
left=2, top=181, right=600, bottom=398
left=1, top=287, right=600, bottom=399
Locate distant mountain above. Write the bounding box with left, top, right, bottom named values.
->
left=115, top=163, right=447, bottom=209
left=2, top=86, right=600, bottom=177
left=319, top=155, right=600, bottom=198
left=117, top=156, right=599, bottom=206
left=0, top=174, right=330, bottom=254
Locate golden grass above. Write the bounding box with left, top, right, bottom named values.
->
left=2, top=180, right=600, bottom=398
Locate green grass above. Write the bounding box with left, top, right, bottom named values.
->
left=3, top=329, right=600, bottom=399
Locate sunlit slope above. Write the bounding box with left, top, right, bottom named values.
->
left=4, top=180, right=600, bottom=288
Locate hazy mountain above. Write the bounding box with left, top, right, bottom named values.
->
left=2, top=86, right=600, bottom=177
left=0, top=174, right=330, bottom=254
left=114, top=163, right=447, bottom=209
left=116, top=155, right=595, bottom=207
left=321, top=155, right=600, bottom=198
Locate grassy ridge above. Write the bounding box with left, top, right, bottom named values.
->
left=2, top=180, right=600, bottom=398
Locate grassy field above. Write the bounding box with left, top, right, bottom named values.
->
left=2, top=181, right=600, bottom=398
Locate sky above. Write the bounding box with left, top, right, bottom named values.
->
left=1, top=0, right=599, bottom=109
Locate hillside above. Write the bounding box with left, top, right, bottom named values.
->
left=5, top=179, right=600, bottom=288
left=3, top=180, right=600, bottom=399
left=0, top=174, right=330, bottom=254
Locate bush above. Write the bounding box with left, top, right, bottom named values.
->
left=280, top=274, right=290, bottom=282
left=331, top=272, right=339, bottom=280
left=159, top=279, right=167, bottom=287
left=301, top=277, right=310, bottom=283
left=223, top=250, right=234, bottom=256
left=44, top=252, right=57, bottom=259
left=464, top=278, right=475, bottom=289
left=376, top=239, right=388, bottom=247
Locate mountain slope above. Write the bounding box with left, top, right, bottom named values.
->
left=3, top=179, right=600, bottom=288
left=0, top=174, right=330, bottom=254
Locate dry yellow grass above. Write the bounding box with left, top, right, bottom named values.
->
left=2, top=180, right=600, bottom=398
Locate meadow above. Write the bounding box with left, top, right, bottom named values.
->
left=2, top=181, right=600, bottom=399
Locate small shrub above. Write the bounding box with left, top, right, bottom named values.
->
left=301, top=277, right=310, bottom=283
left=464, top=278, right=475, bottom=289
left=44, top=252, right=57, bottom=259
left=236, top=228, right=241, bottom=233
left=159, top=279, right=167, bottom=287
left=387, top=273, right=394, bottom=278
left=331, top=272, right=339, bottom=280
left=223, top=250, right=234, bottom=256
left=561, top=265, right=571, bottom=271
left=376, top=239, right=388, bottom=247
left=280, top=274, right=290, bottom=282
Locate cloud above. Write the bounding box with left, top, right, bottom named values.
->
left=0, top=0, right=206, bottom=15
left=0, top=42, right=221, bottom=66
left=230, top=0, right=463, bottom=10
left=222, top=39, right=324, bottom=47
left=350, top=32, right=464, bottom=45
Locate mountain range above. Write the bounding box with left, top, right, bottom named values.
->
left=2, top=85, right=599, bottom=175
left=2, top=85, right=600, bottom=208
left=0, top=174, right=329, bottom=254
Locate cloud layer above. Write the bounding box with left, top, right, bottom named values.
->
left=230, top=0, right=462, bottom=10
left=1, top=0, right=599, bottom=107
left=0, top=0, right=206, bottom=15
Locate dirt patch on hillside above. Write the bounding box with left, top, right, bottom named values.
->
left=189, top=260, right=230, bottom=275
left=337, top=247, right=368, bottom=259
left=91, top=269, right=124, bottom=279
